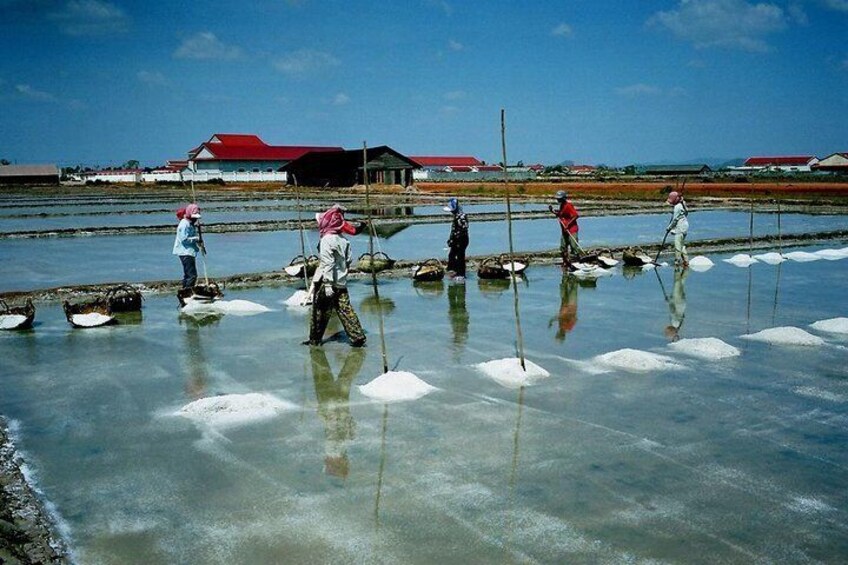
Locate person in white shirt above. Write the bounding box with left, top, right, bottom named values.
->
left=665, top=191, right=689, bottom=268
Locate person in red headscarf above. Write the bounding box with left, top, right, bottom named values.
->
left=305, top=205, right=366, bottom=347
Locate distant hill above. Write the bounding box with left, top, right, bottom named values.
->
left=633, top=157, right=745, bottom=170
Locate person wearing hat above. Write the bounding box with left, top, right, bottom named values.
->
left=172, top=203, right=202, bottom=288
left=549, top=190, right=579, bottom=270
left=665, top=191, right=689, bottom=268
left=305, top=205, right=366, bottom=347
left=444, top=197, right=469, bottom=281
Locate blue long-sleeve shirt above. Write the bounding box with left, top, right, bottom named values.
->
left=172, top=218, right=200, bottom=256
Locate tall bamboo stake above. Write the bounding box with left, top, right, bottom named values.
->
left=501, top=109, right=526, bottom=371
left=292, top=174, right=310, bottom=290
left=363, top=142, right=389, bottom=374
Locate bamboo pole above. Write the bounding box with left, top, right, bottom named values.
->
left=501, top=109, right=526, bottom=371
left=292, top=174, right=310, bottom=290
left=363, top=142, right=389, bottom=374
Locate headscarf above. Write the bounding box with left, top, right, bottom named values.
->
left=666, top=191, right=681, bottom=205
left=316, top=205, right=345, bottom=237
left=443, top=197, right=460, bottom=214
left=185, top=203, right=201, bottom=219
left=176, top=206, right=186, bottom=220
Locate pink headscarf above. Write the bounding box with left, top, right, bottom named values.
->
left=316, top=206, right=345, bottom=237
left=185, top=203, right=201, bottom=219
left=666, top=191, right=681, bottom=205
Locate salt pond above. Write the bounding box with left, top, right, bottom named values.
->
left=2, top=245, right=847, bottom=562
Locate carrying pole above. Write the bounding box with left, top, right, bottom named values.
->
left=501, top=109, right=526, bottom=371
left=292, top=174, right=310, bottom=290
left=363, top=142, right=389, bottom=374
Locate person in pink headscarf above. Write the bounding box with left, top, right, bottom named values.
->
left=665, top=191, right=689, bottom=268
left=305, top=205, right=366, bottom=347
left=172, top=203, right=202, bottom=288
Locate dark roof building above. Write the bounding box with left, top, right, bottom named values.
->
left=642, top=164, right=712, bottom=176
left=812, top=152, right=848, bottom=173
left=410, top=156, right=484, bottom=168
left=0, top=164, right=60, bottom=185
left=284, top=146, right=420, bottom=188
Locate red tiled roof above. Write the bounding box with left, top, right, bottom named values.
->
left=476, top=165, right=503, bottom=172
left=210, top=134, right=266, bottom=146
left=197, top=144, right=343, bottom=161
left=447, top=166, right=474, bottom=172
left=410, top=156, right=483, bottom=167
left=743, top=156, right=815, bottom=166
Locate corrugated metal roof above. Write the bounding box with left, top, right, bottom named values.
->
left=410, top=156, right=483, bottom=167
left=0, top=164, right=59, bottom=177
left=196, top=144, right=343, bottom=161
left=743, top=156, right=815, bottom=166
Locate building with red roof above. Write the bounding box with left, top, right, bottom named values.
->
left=187, top=133, right=343, bottom=175
left=410, top=156, right=484, bottom=168
left=739, top=155, right=819, bottom=172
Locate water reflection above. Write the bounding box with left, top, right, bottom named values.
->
left=310, top=347, right=366, bottom=480
left=662, top=267, right=689, bottom=342
left=550, top=276, right=579, bottom=342
left=477, top=277, right=510, bottom=297
left=413, top=280, right=444, bottom=298
left=180, top=314, right=218, bottom=399
left=447, top=283, right=469, bottom=355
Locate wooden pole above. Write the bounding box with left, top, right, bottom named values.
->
left=292, top=174, right=310, bottom=290
left=501, top=109, right=526, bottom=371
left=363, top=142, right=389, bottom=374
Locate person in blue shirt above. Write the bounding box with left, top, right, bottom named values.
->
left=173, top=203, right=202, bottom=288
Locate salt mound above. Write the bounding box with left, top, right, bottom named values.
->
left=0, top=314, right=28, bottom=330
left=284, top=290, right=312, bottom=307
left=668, top=338, right=740, bottom=360
left=475, top=357, right=550, bottom=389
left=687, top=256, right=714, bottom=272
left=71, top=312, right=114, bottom=327
left=177, top=393, right=295, bottom=427
left=593, top=349, right=681, bottom=373
left=741, top=326, right=825, bottom=347
left=358, top=371, right=437, bottom=402
left=182, top=299, right=270, bottom=316
left=813, top=249, right=848, bottom=261
left=571, top=264, right=613, bottom=279
left=810, top=318, right=848, bottom=334
left=783, top=251, right=820, bottom=263
left=596, top=256, right=619, bottom=267
left=724, top=254, right=757, bottom=267
left=752, top=252, right=785, bottom=265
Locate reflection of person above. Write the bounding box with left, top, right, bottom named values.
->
left=172, top=203, right=202, bottom=288
left=447, top=282, right=469, bottom=353
left=305, top=206, right=366, bottom=347
left=180, top=317, right=212, bottom=399
left=665, top=191, right=689, bottom=268
left=664, top=266, right=689, bottom=341
left=310, top=347, right=366, bottom=479
left=444, top=198, right=469, bottom=282
left=550, top=275, right=579, bottom=342
left=549, top=191, right=579, bottom=270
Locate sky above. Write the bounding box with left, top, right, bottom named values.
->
left=0, top=0, right=846, bottom=167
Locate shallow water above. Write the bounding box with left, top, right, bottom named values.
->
left=1, top=247, right=847, bottom=563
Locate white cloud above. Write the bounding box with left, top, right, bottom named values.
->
left=174, top=32, right=244, bottom=61
left=272, top=49, right=339, bottom=74
left=443, top=90, right=466, bottom=100
left=822, top=0, right=848, bottom=12
left=48, top=0, right=129, bottom=37
left=15, top=83, right=56, bottom=102
left=648, top=0, right=787, bottom=52
left=427, top=0, right=452, bottom=16
left=551, top=23, right=573, bottom=37
left=787, top=3, right=808, bottom=24
left=616, top=83, right=662, bottom=97
left=448, top=39, right=463, bottom=51
left=136, top=70, right=167, bottom=86
left=331, top=92, right=350, bottom=106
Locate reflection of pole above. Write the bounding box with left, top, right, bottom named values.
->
left=293, top=174, right=310, bottom=290
left=374, top=404, right=389, bottom=528
left=508, top=387, right=525, bottom=490
left=501, top=109, right=526, bottom=370
left=363, top=142, right=389, bottom=374
left=746, top=266, right=753, bottom=334
left=776, top=198, right=782, bottom=254
left=772, top=261, right=781, bottom=325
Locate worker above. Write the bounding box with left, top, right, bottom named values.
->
left=665, top=191, right=689, bottom=268
left=172, top=203, right=202, bottom=288
left=305, top=205, right=366, bottom=347
left=444, top=197, right=469, bottom=281
left=549, top=190, right=579, bottom=270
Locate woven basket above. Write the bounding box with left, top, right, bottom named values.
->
left=412, top=258, right=445, bottom=282
left=497, top=253, right=529, bottom=275
left=622, top=247, right=653, bottom=266
left=63, top=298, right=115, bottom=327
left=477, top=257, right=511, bottom=280
left=284, top=255, right=320, bottom=278
left=177, top=282, right=224, bottom=307
left=356, top=251, right=396, bottom=273
left=0, top=297, right=36, bottom=330
left=104, top=284, right=143, bottom=312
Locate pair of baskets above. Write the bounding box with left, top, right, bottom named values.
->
left=356, top=252, right=396, bottom=273
left=413, top=259, right=445, bottom=282
left=478, top=255, right=530, bottom=280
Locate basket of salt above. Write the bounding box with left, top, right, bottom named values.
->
left=412, top=258, right=445, bottom=282
left=356, top=251, right=396, bottom=273
left=177, top=282, right=224, bottom=308
left=284, top=255, right=319, bottom=278
left=477, top=257, right=511, bottom=280
left=0, top=298, right=36, bottom=330
left=622, top=247, right=654, bottom=267
left=580, top=248, right=618, bottom=269
left=104, top=284, right=143, bottom=313
left=63, top=298, right=115, bottom=328
left=498, top=254, right=529, bottom=275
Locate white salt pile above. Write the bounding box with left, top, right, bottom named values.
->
left=810, top=318, right=848, bottom=334
left=813, top=249, right=848, bottom=261
left=687, top=256, right=714, bottom=272
left=783, top=251, right=821, bottom=263
left=358, top=371, right=437, bottom=402
left=0, top=314, right=28, bottom=330
left=668, top=337, right=741, bottom=360
left=752, top=252, right=786, bottom=265
left=724, top=254, right=757, bottom=267
left=284, top=264, right=306, bottom=277
left=592, top=349, right=681, bottom=373
left=740, top=326, right=826, bottom=347
left=177, top=393, right=295, bottom=427
left=475, top=357, right=550, bottom=389
left=71, top=312, right=114, bottom=327
left=501, top=261, right=527, bottom=274
left=597, top=256, right=619, bottom=267
left=283, top=290, right=312, bottom=307
left=572, top=264, right=613, bottom=278
left=182, top=299, right=270, bottom=316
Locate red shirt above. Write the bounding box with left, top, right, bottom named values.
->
left=555, top=201, right=579, bottom=235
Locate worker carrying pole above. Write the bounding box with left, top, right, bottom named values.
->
left=665, top=191, right=689, bottom=269
left=549, top=190, right=579, bottom=271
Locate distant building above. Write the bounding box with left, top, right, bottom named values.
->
left=408, top=155, right=518, bottom=181
left=565, top=165, right=597, bottom=176
left=75, top=169, right=142, bottom=183
left=0, top=164, right=60, bottom=185
left=736, top=155, right=819, bottom=173
left=283, top=145, right=419, bottom=187
left=641, top=164, right=712, bottom=176
left=812, top=152, right=848, bottom=174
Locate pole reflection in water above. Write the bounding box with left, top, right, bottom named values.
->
left=550, top=275, right=579, bottom=342
left=662, top=266, right=689, bottom=342
left=179, top=313, right=220, bottom=399
left=447, top=282, right=469, bottom=356
left=504, top=386, right=526, bottom=557
left=373, top=404, right=388, bottom=528
left=309, top=346, right=366, bottom=480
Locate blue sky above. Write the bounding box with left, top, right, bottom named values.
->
left=1, top=0, right=846, bottom=167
